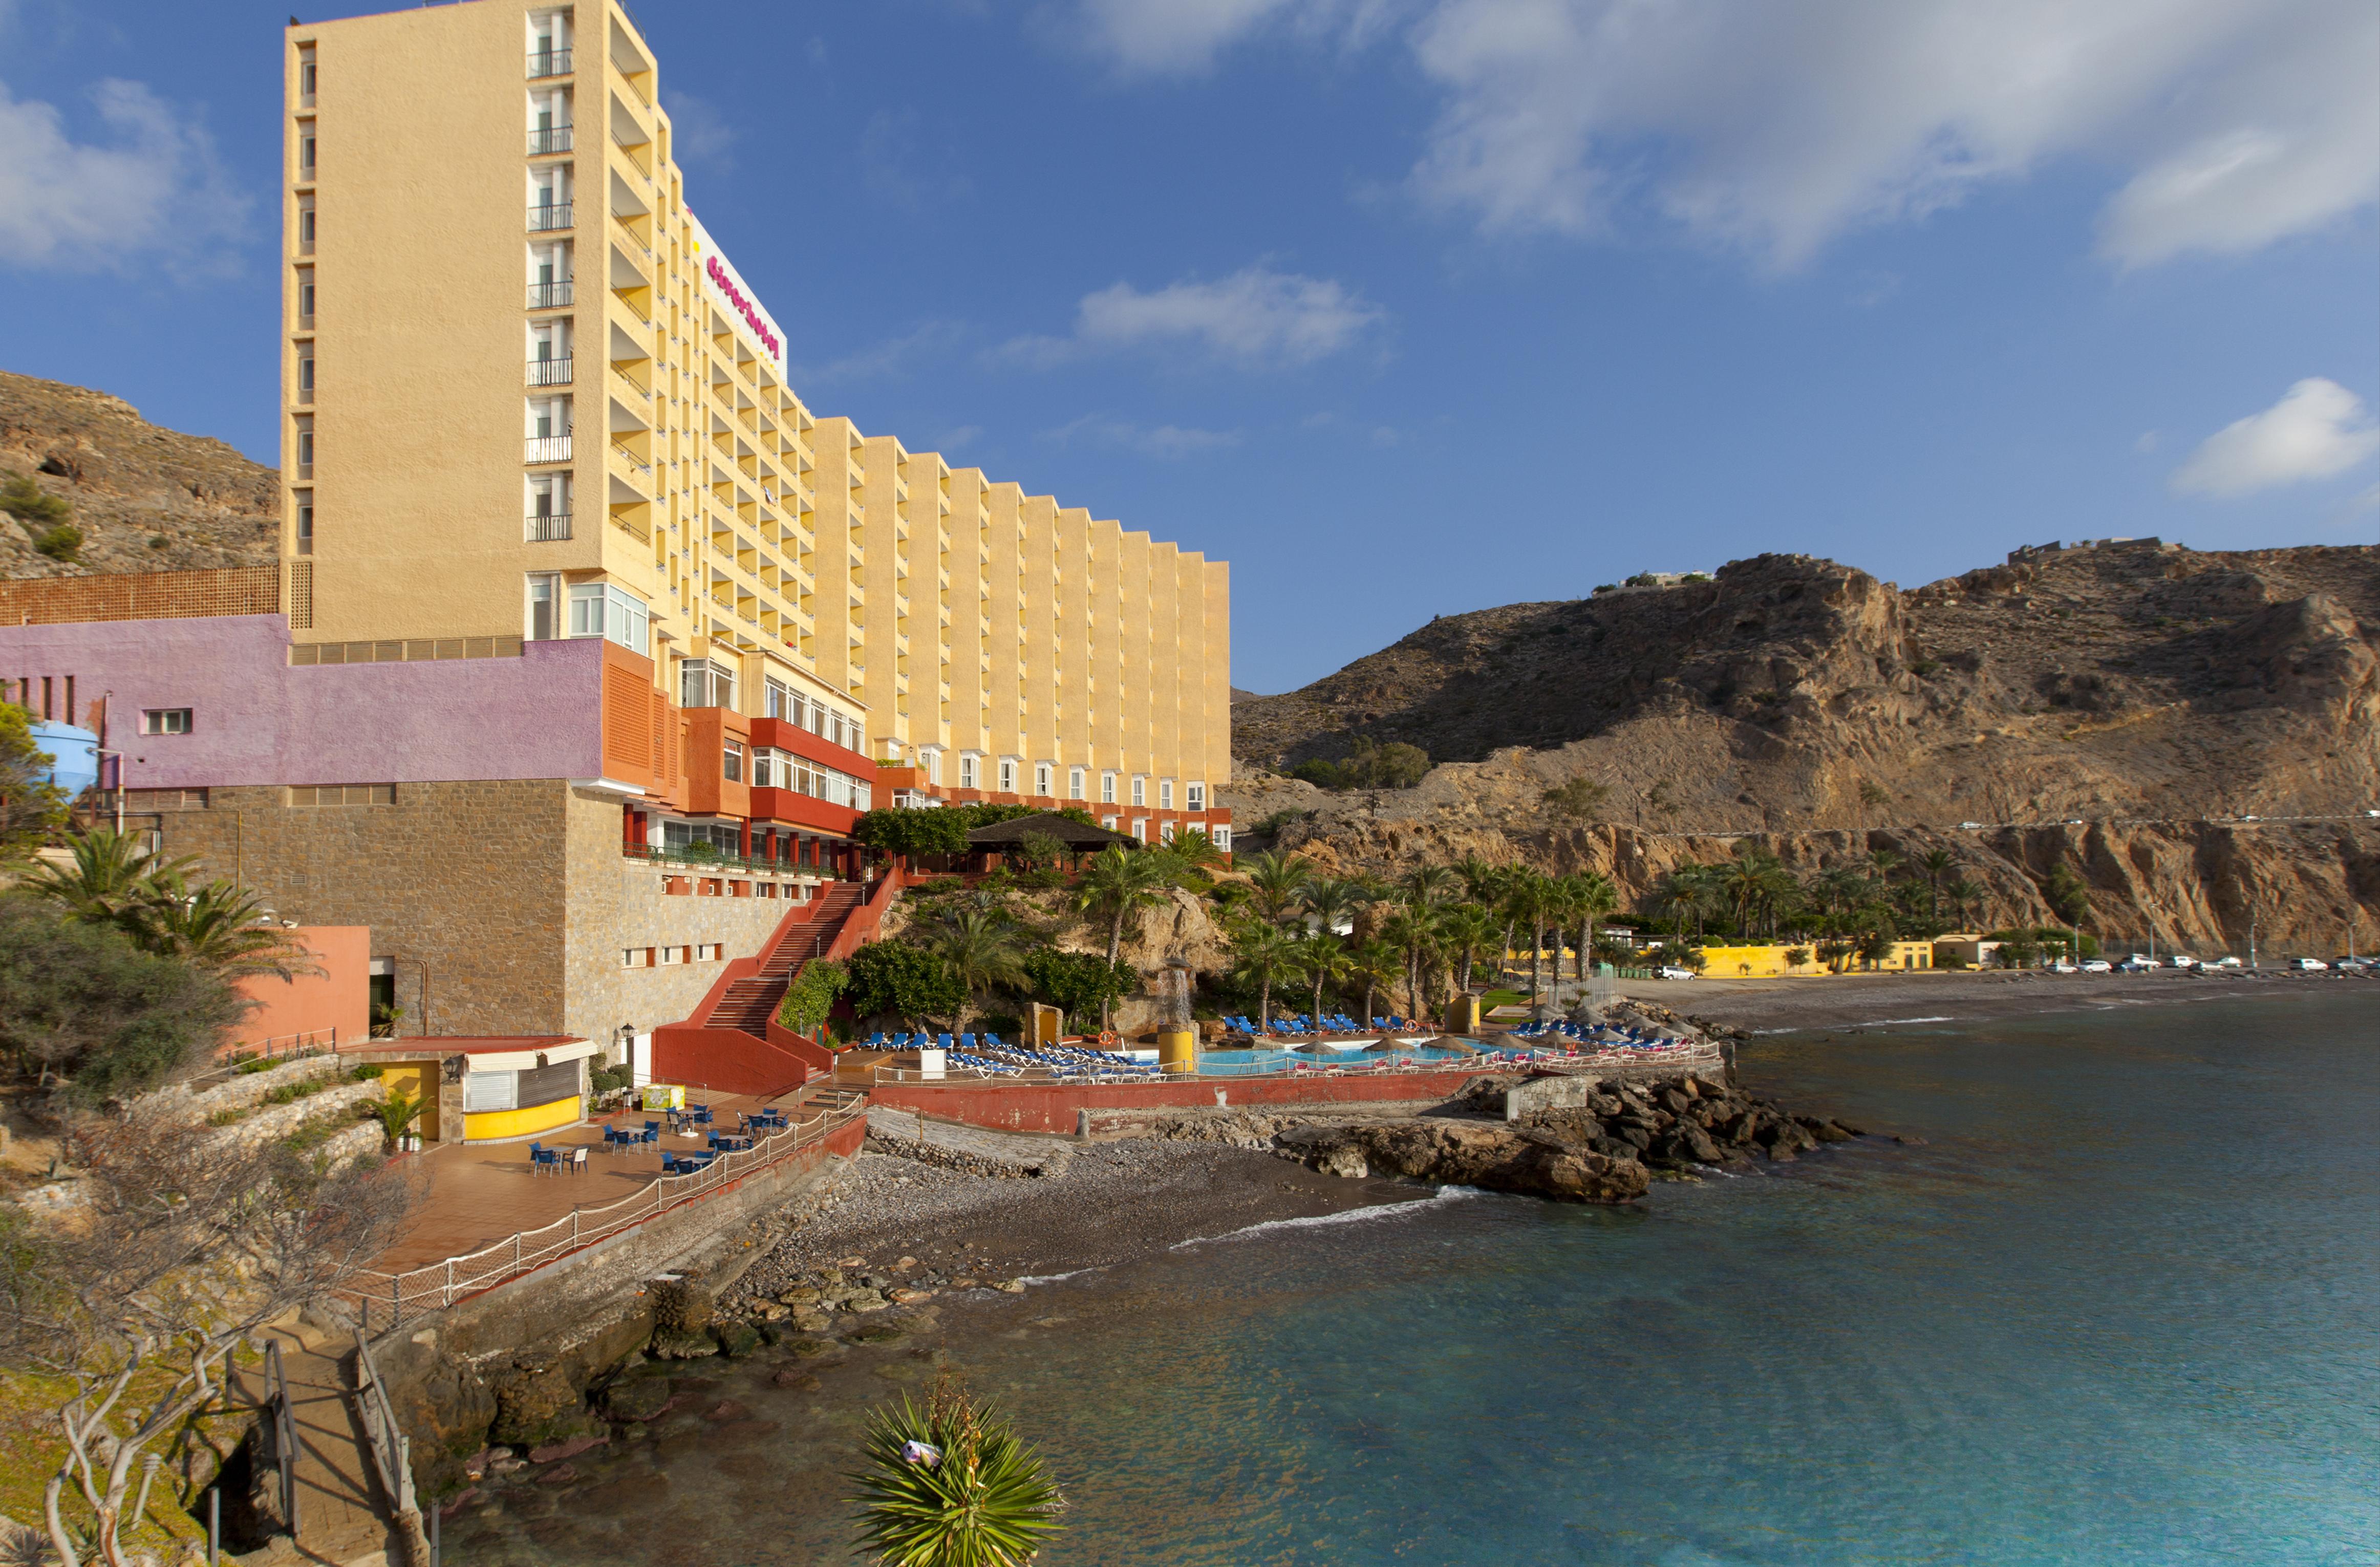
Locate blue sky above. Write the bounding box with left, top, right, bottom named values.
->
left=2, top=0, right=2375, bottom=694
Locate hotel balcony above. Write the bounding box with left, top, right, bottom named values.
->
left=525, top=434, right=573, bottom=465
left=528, top=201, right=574, bottom=232
left=528, top=281, right=574, bottom=310
left=527, top=47, right=573, bottom=79
left=529, top=124, right=574, bottom=156
left=528, top=355, right=573, bottom=388
left=525, top=512, right=572, bottom=542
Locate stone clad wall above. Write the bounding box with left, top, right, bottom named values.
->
left=148, top=781, right=813, bottom=1040
left=155, top=780, right=570, bottom=1037
left=561, top=788, right=811, bottom=1042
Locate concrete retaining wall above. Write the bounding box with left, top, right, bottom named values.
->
left=869, top=1070, right=1487, bottom=1133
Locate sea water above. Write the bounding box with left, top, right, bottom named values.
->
left=451, top=991, right=2378, bottom=1564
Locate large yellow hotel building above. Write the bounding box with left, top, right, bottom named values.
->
left=280, top=0, right=1232, bottom=846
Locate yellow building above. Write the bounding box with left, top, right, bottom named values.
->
left=1697, top=941, right=1941, bottom=977
left=281, top=0, right=1230, bottom=845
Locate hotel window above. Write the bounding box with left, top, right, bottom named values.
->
left=527, top=396, right=572, bottom=460
left=568, top=581, right=649, bottom=654
left=1101, top=814, right=1118, bottom=830
left=529, top=319, right=571, bottom=383
left=1159, top=780, right=1174, bottom=809
left=1101, top=771, right=1117, bottom=804
left=140, top=709, right=193, bottom=736
left=1034, top=763, right=1052, bottom=797
left=530, top=242, right=573, bottom=308
left=1068, top=767, right=1086, bottom=799
left=296, top=199, right=315, bottom=253
left=295, top=269, right=315, bottom=325
left=924, top=750, right=942, bottom=785
left=958, top=754, right=978, bottom=789
left=763, top=675, right=795, bottom=720
left=722, top=741, right=744, bottom=783
left=529, top=88, right=572, bottom=154
left=288, top=783, right=396, bottom=807
left=297, top=128, right=316, bottom=177
left=296, top=352, right=314, bottom=403
left=296, top=500, right=314, bottom=556
left=297, top=49, right=316, bottom=105
left=999, top=759, right=1017, bottom=793
left=679, top=658, right=735, bottom=709
left=1131, top=776, right=1146, bottom=807
left=1213, top=826, right=1232, bottom=852
left=1187, top=782, right=1205, bottom=811
left=529, top=470, right=570, bottom=521
left=622, top=948, right=652, bottom=969
left=530, top=166, right=571, bottom=227
left=530, top=10, right=572, bottom=73
left=527, top=572, right=560, bottom=640
left=294, top=422, right=313, bottom=478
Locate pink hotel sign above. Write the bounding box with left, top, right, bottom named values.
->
left=689, top=211, right=786, bottom=375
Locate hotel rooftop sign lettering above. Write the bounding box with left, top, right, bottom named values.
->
left=688, top=209, right=786, bottom=377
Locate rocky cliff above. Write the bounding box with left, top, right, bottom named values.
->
left=1, top=369, right=280, bottom=577
left=1228, top=541, right=2380, bottom=955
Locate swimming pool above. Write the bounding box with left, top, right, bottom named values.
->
left=1194, top=1042, right=1475, bottom=1076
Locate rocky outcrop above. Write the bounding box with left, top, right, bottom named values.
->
left=1, top=369, right=279, bottom=578
left=1276, top=1118, right=1653, bottom=1203
left=1228, top=541, right=2379, bottom=952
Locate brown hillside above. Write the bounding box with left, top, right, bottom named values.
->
left=1, top=369, right=279, bottom=578
left=1226, top=540, right=2380, bottom=955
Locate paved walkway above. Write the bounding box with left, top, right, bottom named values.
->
left=374, top=1086, right=810, bottom=1274
left=229, top=1318, right=395, bottom=1567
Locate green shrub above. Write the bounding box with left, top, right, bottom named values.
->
left=32, top=524, right=82, bottom=561
left=844, top=942, right=962, bottom=1022
left=851, top=1381, right=1065, bottom=1566
left=776, top=958, right=849, bottom=1035
left=349, top=1063, right=385, bottom=1081
left=1021, top=948, right=1138, bottom=1031
left=206, top=1108, right=249, bottom=1127
left=237, top=1058, right=274, bottom=1075
left=0, top=474, right=71, bottom=528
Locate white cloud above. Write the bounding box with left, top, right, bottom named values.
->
left=0, top=77, right=247, bottom=274
left=1005, top=265, right=1384, bottom=369
left=1044, top=415, right=1242, bottom=458
left=2170, top=378, right=2380, bottom=498
left=1070, top=0, right=2379, bottom=269
left=1072, top=0, right=1399, bottom=73
left=796, top=320, right=970, bottom=385
left=661, top=91, right=738, bottom=168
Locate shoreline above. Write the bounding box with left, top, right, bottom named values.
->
left=1617, top=965, right=2365, bottom=1034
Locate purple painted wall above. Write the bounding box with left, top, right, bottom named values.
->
left=0, top=615, right=603, bottom=788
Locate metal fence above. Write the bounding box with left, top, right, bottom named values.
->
left=344, top=1090, right=864, bottom=1329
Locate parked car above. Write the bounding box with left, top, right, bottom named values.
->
left=1655, top=966, right=1698, bottom=981
left=2332, top=957, right=2372, bottom=973
left=2167, top=954, right=2199, bottom=969
left=2210, top=955, right=2243, bottom=968
left=2049, top=961, right=2079, bottom=974
left=2287, top=957, right=2329, bottom=972
left=2080, top=959, right=2112, bottom=973
left=2116, top=959, right=2155, bottom=973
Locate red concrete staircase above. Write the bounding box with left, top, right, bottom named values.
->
left=704, top=883, right=865, bottom=1034
left=653, top=877, right=896, bottom=1099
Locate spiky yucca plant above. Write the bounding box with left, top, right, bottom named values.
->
left=850, top=1379, right=1064, bottom=1566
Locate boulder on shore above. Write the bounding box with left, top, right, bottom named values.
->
left=1274, top=1121, right=1650, bottom=1204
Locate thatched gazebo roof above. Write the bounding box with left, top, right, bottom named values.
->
left=964, top=811, right=1140, bottom=850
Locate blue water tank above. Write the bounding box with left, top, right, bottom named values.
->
left=28, top=720, right=101, bottom=798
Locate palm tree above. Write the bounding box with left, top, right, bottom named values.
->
left=1399, top=863, right=1457, bottom=910
left=1166, top=827, right=1228, bottom=872
left=22, top=827, right=197, bottom=927
left=1071, top=846, right=1173, bottom=965
left=1568, top=872, right=1618, bottom=986
left=1945, top=876, right=1983, bottom=930
left=133, top=876, right=317, bottom=982
left=1377, top=905, right=1440, bottom=1021
left=1291, top=932, right=1355, bottom=1032
left=1346, top=938, right=1402, bottom=1029
left=1435, top=902, right=1500, bottom=995
left=1240, top=849, right=1313, bottom=925
left=924, top=908, right=1030, bottom=1032
left=1451, top=854, right=1506, bottom=909
left=1229, top=919, right=1300, bottom=1031
left=1539, top=875, right=1581, bottom=989
left=1298, top=874, right=1369, bottom=939
left=1916, top=848, right=1956, bottom=921
left=1501, top=871, right=1552, bottom=1006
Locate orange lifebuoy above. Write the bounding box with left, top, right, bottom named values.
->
left=1097, top=1029, right=1120, bottom=1048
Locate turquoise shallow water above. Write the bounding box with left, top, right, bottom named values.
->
left=452, top=990, right=2378, bottom=1565
left=955, top=991, right=2379, bottom=1565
